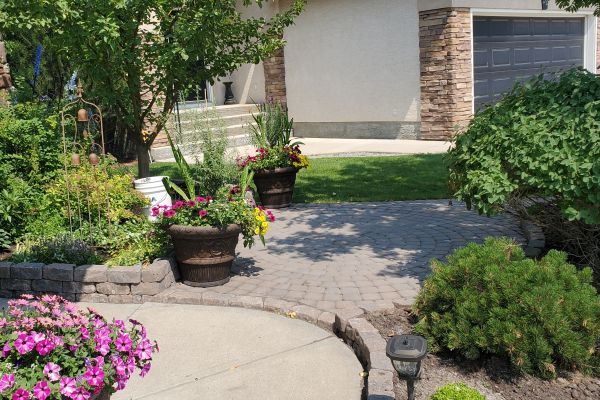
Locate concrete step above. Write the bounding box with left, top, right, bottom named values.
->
left=176, top=103, right=258, bottom=118
left=150, top=134, right=252, bottom=161
left=175, top=112, right=256, bottom=127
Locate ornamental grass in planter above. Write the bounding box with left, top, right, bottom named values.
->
left=237, top=101, right=309, bottom=208
left=0, top=294, right=157, bottom=399
left=157, top=167, right=274, bottom=287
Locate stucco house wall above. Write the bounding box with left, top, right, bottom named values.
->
left=221, top=0, right=598, bottom=140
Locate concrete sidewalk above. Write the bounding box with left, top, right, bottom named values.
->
left=159, top=137, right=451, bottom=163
left=0, top=299, right=363, bottom=400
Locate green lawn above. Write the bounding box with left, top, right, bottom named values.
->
left=145, top=153, right=449, bottom=203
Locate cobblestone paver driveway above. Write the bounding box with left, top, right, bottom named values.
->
left=167, top=201, right=524, bottom=313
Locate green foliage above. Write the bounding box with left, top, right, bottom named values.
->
left=0, top=177, right=38, bottom=244
left=414, top=237, right=600, bottom=379
left=555, top=0, right=600, bottom=15
left=0, top=228, right=10, bottom=250
left=0, top=102, right=62, bottom=183
left=12, top=235, right=101, bottom=266
left=430, top=383, right=486, bottom=400
left=44, top=157, right=147, bottom=227
left=448, top=68, right=600, bottom=224
left=0, top=0, right=305, bottom=176
left=185, top=107, right=237, bottom=196
left=163, top=128, right=197, bottom=201
left=103, top=220, right=170, bottom=267
left=249, top=101, right=297, bottom=148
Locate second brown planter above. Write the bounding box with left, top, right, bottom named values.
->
left=253, top=167, right=298, bottom=209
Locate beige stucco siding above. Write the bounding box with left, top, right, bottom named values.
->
left=281, top=0, right=421, bottom=123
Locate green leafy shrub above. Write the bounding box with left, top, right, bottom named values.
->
left=12, top=235, right=101, bottom=266
left=448, top=68, right=600, bottom=223
left=103, top=219, right=170, bottom=267
left=0, top=177, right=38, bottom=243
left=0, top=228, right=10, bottom=250
left=447, top=67, right=600, bottom=276
left=431, top=383, right=485, bottom=400
left=0, top=102, right=62, bottom=183
left=414, top=237, right=600, bottom=379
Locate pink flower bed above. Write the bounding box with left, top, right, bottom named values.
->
left=0, top=295, right=157, bottom=399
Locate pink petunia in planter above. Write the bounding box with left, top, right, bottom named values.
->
left=0, top=294, right=157, bottom=399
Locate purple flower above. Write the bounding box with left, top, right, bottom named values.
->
left=112, top=356, right=127, bottom=376
left=85, top=366, right=104, bottom=387
left=70, top=387, right=90, bottom=400
left=32, top=381, right=50, bottom=400
left=80, top=326, right=90, bottom=340
left=59, top=377, right=76, bottom=397
left=2, top=342, right=11, bottom=357
left=11, top=388, right=30, bottom=400
left=115, top=334, right=132, bottom=352
left=0, top=374, right=15, bottom=392
left=14, top=333, right=35, bottom=354
left=35, top=340, right=55, bottom=356
left=135, top=339, right=153, bottom=360
left=140, top=362, right=151, bottom=377
left=43, top=362, right=61, bottom=381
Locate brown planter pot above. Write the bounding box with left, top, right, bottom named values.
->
left=167, top=224, right=241, bottom=287
left=253, top=167, right=298, bottom=209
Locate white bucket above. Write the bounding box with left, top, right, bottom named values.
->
left=134, top=176, right=172, bottom=221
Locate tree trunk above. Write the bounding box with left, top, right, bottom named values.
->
left=137, top=141, right=151, bottom=178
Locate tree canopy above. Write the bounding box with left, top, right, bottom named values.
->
left=555, top=0, right=600, bottom=14
left=0, top=0, right=305, bottom=176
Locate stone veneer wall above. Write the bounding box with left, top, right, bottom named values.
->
left=263, top=47, right=287, bottom=106
left=419, top=8, right=472, bottom=140
left=0, top=257, right=178, bottom=303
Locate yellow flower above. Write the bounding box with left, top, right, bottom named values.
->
left=254, top=227, right=260, bottom=235
left=261, top=221, right=269, bottom=228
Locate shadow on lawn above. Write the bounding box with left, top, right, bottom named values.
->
left=261, top=200, right=523, bottom=284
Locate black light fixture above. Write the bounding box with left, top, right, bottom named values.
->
left=386, top=335, right=428, bottom=400
left=542, top=0, right=549, bottom=10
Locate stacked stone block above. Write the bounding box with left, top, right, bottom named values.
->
left=0, top=257, right=178, bottom=303
left=263, top=47, right=287, bottom=107
left=419, top=8, right=473, bottom=140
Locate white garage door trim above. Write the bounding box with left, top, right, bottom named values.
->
left=470, top=8, right=597, bottom=113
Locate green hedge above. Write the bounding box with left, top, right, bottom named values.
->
left=414, top=238, right=600, bottom=379
left=448, top=68, right=600, bottom=224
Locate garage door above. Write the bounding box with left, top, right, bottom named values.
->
left=473, top=17, right=585, bottom=110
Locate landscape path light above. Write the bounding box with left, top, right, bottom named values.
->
left=386, top=334, right=428, bottom=400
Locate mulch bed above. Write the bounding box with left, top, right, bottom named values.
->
left=366, top=307, right=600, bottom=400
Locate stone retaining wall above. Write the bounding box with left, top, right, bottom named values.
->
left=0, top=257, right=179, bottom=303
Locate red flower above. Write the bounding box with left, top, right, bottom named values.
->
left=198, top=210, right=208, bottom=218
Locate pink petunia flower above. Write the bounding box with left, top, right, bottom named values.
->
left=140, top=362, right=152, bottom=377
left=135, top=339, right=153, bottom=360
left=59, top=377, right=76, bottom=397
left=32, top=381, right=50, bottom=400
left=115, top=334, right=132, bottom=352
left=0, top=374, right=15, bottom=392
left=196, top=196, right=206, bottom=203
left=198, top=210, right=208, bottom=217
left=43, top=362, right=61, bottom=381
left=11, top=388, right=29, bottom=400
left=14, top=333, right=35, bottom=354
left=2, top=342, right=11, bottom=357
left=85, top=366, right=105, bottom=387
left=36, top=340, right=55, bottom=356
left=70, top=387, right=91, bottom=400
